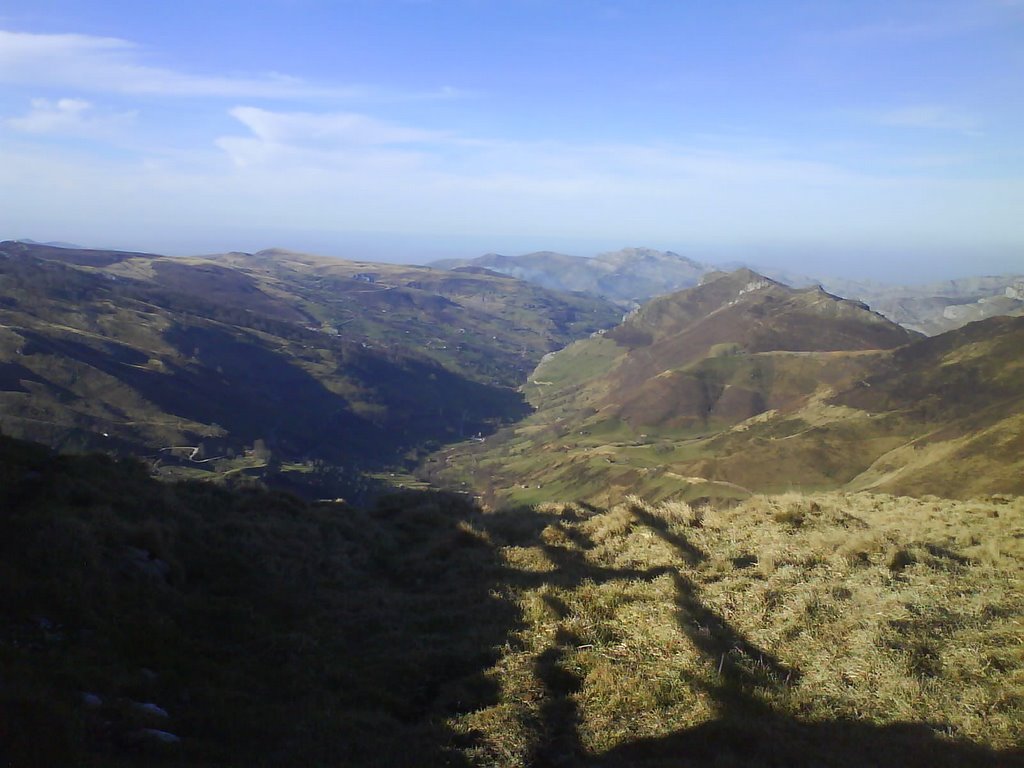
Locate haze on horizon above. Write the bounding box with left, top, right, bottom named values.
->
left=1, top=0, right=1022, bottom=282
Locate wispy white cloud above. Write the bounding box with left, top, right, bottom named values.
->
left=6, top=97, right=136, bottom=137
left=228, top=106, right=448, bottom=146
left=0, top=29, right=453, bottom=100
left=3, top=127, right=1022, bottom=263
left=216, top=107, right=446, bottom=170
left=4, top=100, right=1022, bottom=264
left=215, top=105, right=859, bottom=189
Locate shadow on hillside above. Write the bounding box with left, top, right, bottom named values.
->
left=15, top=324, right=528, bottom=476
left=463, top=501, right=1024, bottom=768
left=2, top=447, right=1020, bottom=768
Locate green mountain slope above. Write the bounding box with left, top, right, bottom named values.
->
left=433, top=272, right=1022, bottom=504
left=204, top=248, right=620, bottom=386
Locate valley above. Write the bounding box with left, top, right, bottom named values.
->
left=1, top=240, right=1022, bottom=767
left=6, top=4, right=1022, bottom=765
left=0, top=241, right=619, bottom=499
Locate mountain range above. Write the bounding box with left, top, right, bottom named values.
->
left=3, top=238, right=1022, bottom=504
left=3, top=237, right=1023, bottom=767
left=431, top=247, right=708, bottom=306
left=431, top=248, right=1024, bottom=335
left=432, top=268, right=1024, bottom=505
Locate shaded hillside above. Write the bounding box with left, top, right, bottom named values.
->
left=3, top=433, right=1021, bottom=766
left=432, top=274, right=1022, bottom=505
left=431, top=247, right=709, bottom=306
left=2, top=240, right=151, bottom=268
left=0, top=241, right=618, bottom=479
left=826, top=315, right=1024, bottom=496
left=0, top=433, right=514, bottom=767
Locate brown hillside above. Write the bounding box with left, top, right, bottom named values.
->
left=601, top=270, right=918, bottom=430
left=436, top=288, right=1023, bottom=505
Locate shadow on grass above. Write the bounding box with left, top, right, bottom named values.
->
left=480, top=501, right=1024, bottom=768
left=0, top=442, right=512, bottom=767
left=1, top=442, right=1021, bottom=767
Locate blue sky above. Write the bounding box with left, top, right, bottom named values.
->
left=1, top=0, right=1022, bottom=279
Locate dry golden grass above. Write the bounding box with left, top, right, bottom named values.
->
left=450, top=491, right=1024, bottom=766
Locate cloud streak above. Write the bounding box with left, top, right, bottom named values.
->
left=216, top=105, right=857, bottom=186
left=229, top=106, right=448, bottom=146
left=6, top=97, right=137, bottom=137
left=0, top=30, right=372, bottom=99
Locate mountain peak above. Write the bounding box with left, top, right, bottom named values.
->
left=594, top=246, right=704, bottom=268
left=608, top=265, right=916, bottom=356
left=700, top=267, right=777, bottom=289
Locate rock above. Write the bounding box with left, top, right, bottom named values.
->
left=132, top=701, right=169, bottom=719
left=120, top=546, right=171, bottom=582
left=135, top=728, right=181, bottom=744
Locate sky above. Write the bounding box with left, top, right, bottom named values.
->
left=1, top=0, right=1022, bottom=280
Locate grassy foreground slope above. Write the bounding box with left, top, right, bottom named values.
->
left=2, top=433, right=1021, bottom=766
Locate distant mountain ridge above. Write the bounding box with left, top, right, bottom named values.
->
left=20, top=238, right=1023, bottom=334
left=818, top=274, right=1024, bottom=336
left=689, top=263, right=1024, bottom=336
left=431, top=247, right=708, bottom=305
left=433, top=247, right=1024, bottom=335
left=15, top=238, right=86, bottom=249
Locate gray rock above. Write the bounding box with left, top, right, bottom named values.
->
left=136, top=728, right=181, bottom=744
left=132, top=701, right=169, bottom=719
left=120, top=547, right=171, bottom=582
